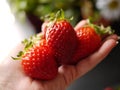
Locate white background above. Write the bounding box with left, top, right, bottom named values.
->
left=0, top=0, right=35, bottom=61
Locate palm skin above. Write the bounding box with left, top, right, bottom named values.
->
left=0, top=20, right=118, bottom=90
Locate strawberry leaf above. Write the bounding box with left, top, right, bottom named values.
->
left=87, top=19, right=114, bottom=37
left=12, top=33, right=44, bottom=60
left=11, top=51, right=24, bottom=60
left=41, top=9, right=73, bottom=23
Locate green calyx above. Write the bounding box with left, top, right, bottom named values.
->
left=87, top=19, right=114, bottom=38
left=41, top=9, right=73, bottom=22
left=12, top=33, right=44, bottom=60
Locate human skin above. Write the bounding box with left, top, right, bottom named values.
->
left=0, top=20, right=118, bottom=90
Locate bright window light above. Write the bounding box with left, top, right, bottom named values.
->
left=0, top=0, right=35, bottom=61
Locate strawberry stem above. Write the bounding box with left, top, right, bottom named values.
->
left=41, top=9, right=73, bottom=23
left=55, top=9, right=65, bottom=20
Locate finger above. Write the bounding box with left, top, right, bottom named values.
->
left=75, top=37, right=118, bottom=78
left=58, top=65, right=78, bottom=86
left=74, top=20, right=88, bottom=30
left=102, top=34, right=118, bottom=43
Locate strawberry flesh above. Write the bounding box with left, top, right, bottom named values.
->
left=72, top=26, right=101, bottom=64
left=22, top=40, right=58, bottom=80
left=46, top=20, right=78, bottom=64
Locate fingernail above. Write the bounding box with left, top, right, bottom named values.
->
left=116, top=41, right=119, bottom=45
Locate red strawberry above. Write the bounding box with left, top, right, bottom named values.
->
left=44, top=10, right=78, bottom=65
left=12, top=35, right=58, bottom=80
left=104, top=87, right=114, bottom=90
left=72, top=20, right=114, bottom=64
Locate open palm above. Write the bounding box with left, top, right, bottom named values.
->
left=0, top=20, right=118, bottom=90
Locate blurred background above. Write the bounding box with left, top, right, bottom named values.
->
left=0, top=0, right=120, bottom=90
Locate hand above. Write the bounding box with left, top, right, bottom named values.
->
left=0, top=20, right=118, bottom=90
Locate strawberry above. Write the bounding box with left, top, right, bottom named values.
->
left=104, top=87, right=114, bottom=90
left=12, top=34, right=58, bottom=80
left=72, top=20, right=114, bottom=64
left=43, top=10, right=78, bottom=65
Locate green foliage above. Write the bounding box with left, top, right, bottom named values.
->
left=8, top=0, right=81, bottom=26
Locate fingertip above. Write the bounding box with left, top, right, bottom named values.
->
left=118, top=36, right=120, bottom=40
left=106, top=34, right=119, bottom=41
left=74, top=20, right=88, bottom=30
left=100, top=38, right=118, bottom=56
left=107, top=34, right=119, bottom=46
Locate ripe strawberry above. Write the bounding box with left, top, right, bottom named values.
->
left=12, top=35, right=58, bottom=80
left=44, top=10, right=78, bottom=65
left=104, top=87, right=114, bottom=90
left=72, top=20, right=114, bottom=64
